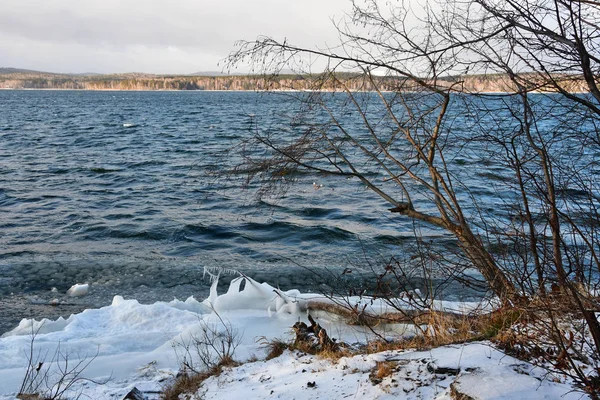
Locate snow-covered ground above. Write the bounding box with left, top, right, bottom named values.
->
left=200, top=344, right=583, bottom=400
left=0, top=276, right=587, bottom=399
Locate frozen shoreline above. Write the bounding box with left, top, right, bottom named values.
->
left=0, top=295, right=90, bottom=336
left=0, top=276, right=588, bottom=399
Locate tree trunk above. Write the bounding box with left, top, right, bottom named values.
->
left=389, top=207, right=518, bottom=303
left=455, top=226, right=518, bottom=304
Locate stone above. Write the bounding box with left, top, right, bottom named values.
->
left=122, top=386, right=145, bottom=400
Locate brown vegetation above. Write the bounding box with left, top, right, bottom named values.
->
left=369, top=361, right=397, bottom=384
left=161, top=356, right=240, bottom=400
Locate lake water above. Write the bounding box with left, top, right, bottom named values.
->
left=0, top=90, right=596, bottom=332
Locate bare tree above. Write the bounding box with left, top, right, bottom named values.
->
left=19, top=326, right=107, bottom=400
left=228, top=2, right=519, bottom=302
left=227, top=0, right=600, bottom=393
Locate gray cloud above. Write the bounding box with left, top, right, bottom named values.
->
left=1, top=0, right=350, bottom=73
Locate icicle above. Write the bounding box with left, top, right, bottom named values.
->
left=203, top=268, right=220, bottom=308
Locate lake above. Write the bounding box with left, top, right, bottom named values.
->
left=1, top=90, right=596, bottom=332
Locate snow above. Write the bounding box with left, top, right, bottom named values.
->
left=0, top=276, right=588, bottom=399
left=201, top=345, right=581, bottom=400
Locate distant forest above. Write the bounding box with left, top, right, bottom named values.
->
left=0, top=69, right=590, bottom=93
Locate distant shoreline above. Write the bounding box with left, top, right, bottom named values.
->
left=0, top=71, right=590, bottom=93
left=0, top=88, right=580, bottom=95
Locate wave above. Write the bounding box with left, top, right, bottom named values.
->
left=75, top=223, right=167, bottom=241
left=89, top=167, right=122, bottom=174
left=126, top=160, right=168, bottom=168
left=241, top=220, right=355, bottom=243
left=299, top=207, right=339, bottom=218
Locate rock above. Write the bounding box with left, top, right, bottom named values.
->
left=426, top=363, right=460, bottom=375
left=122, top=386, right=145, bottom=400
left=449, top=369, right=481, bottom=400
left=450, top=382, right=476, bottom=400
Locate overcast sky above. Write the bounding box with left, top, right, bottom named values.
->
left=1, top=0, right=351, bottom=74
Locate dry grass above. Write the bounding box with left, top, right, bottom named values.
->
left=161, top=357, right=241, bottom=400
left=355, top=307, right=527, bottom=356
left=363, top=339, right=407, bottom=354
left=246, top=354, right=259, bottom=363
left=491, top=307, right=586, bottom=364
left=307, top=301, right=450, bottom=326
left=306, top=301, right=525, bottom=349
left=260, top=336, right=351, bottom=362
left=258, top=337, right=289, bottom=361
left=161, top=372, right=207, bottom=400
left=369, top=361, right=397, bottom=384
left=313, top=346, right=352, bottom=362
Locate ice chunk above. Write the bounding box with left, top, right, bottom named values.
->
left=66, top=283, right=89, bottom=297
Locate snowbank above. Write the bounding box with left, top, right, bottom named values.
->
left=0, top=276, right=586, bottom=399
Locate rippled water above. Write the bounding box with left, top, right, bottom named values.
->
left=0, top=90, right=427, bottom=317
left=1, top=90, right=596, bottom=331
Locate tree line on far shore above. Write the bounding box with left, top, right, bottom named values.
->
left=0, top=70, right=592, bottom=92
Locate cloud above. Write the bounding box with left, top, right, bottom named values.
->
left=0, top=0, right=349, bottom=73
